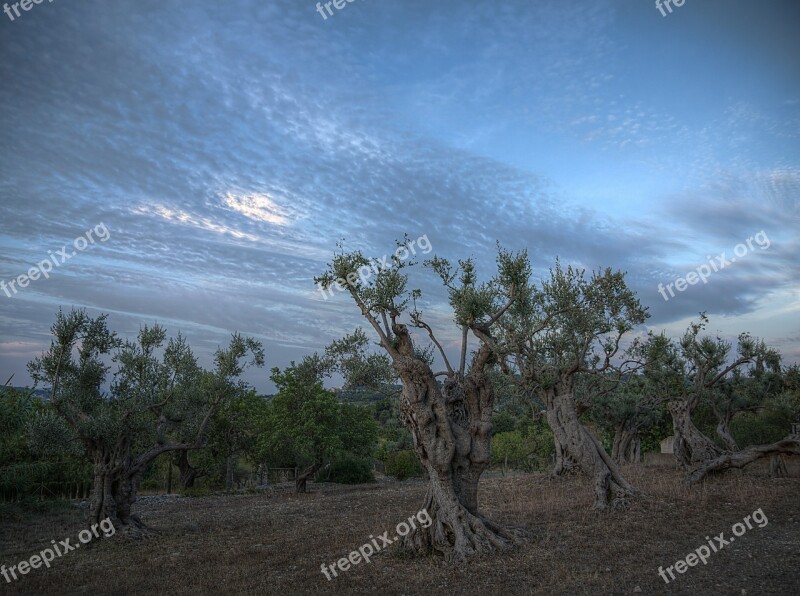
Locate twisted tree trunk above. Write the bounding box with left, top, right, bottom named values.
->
left=89, top=442, right=193, bottom=537
left=295, top=460, right=322, bottom=493
left=552, top=440, right=578, bottom=475
left=177, top=450, right=204, bottom=489
left=392, top=325, right=518, bottom=563
left=90, top=448, right=148, bottom=537
left=612, top=419, right=641, bottom=464
left=544, top=385, right=634, bottom=510
left=668, top=400, right=723, bottom=470
left=715, top=414, right=739, bottom=452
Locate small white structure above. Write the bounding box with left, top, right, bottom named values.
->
left=660, top=436, right=675, bottom=454
left=792, top=423, right=800, bottom=436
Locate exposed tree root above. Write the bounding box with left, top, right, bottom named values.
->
left=398, top=488, right=524, bottom=564
left=118, top=515, right=157, bottom=540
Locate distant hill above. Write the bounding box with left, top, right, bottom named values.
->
left=7, top=386, right=51, bottom=401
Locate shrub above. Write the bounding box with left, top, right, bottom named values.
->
left=492, top=431, right=529, bottom=470
left=492, top=410, right=517, bottom=435
left=139, top=478, right=162, bottom=491
left=492, top=419, right=555, bottom=472
left=385, top=449, right=424, bottom=480
left=181, top=486, right=212, bottom=498
left=322, top=455, right=375, bottom=484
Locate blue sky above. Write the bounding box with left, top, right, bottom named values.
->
left=1, top=0, right=798, bottom=392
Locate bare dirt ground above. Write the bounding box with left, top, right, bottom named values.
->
left=1, top=460, right=798, bottom=595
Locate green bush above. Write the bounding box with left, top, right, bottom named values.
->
left=492, top=410, right=517, bottom=435
left=139, top=478, right=162, bottom=491
left=492, top=431, right=528, bottom=469
left=732, top=412, right=789, bottom=447
left=385, top=449, right=424, bottom=480
left=492, top=419, right=555, bottom=472
left=322, top=455, right=375, bottom=484
left=180, top=486, right=212, bottom=498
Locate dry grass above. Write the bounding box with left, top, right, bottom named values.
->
left=1, top=460, right=798, bottom=595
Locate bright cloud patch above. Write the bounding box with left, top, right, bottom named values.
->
left=223, top=192, right=290, bottom=226
left=134, top=204, right=260, bottom=241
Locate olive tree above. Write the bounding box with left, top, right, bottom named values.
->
left=587, top=374, right=662, bottom=464
left=496, top=260, right=649, bottom=509
left=646, top=315, right=799, bottom=482
left=28, top=308, right=263, bottom=535
left=316, top=241, right=528, bottom=562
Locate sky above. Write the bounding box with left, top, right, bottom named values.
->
left=1, top=0, right=798, bottom=393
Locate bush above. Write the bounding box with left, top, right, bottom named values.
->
left=321, top=455, right=375, bottom=484
left=492, top=431, right=527, bottom=469
left=385, top=449, right=424, bottom=480
left=492, top=410, right=517, bottom=435
left=181, top=486, right=212, bottom=498
left=492, top=419, right=555, bottom=472
left=139, top=478, right=162, bottom=491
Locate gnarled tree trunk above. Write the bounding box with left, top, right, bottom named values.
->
left=668, top=400, right=723, bottom=470
left=544, top=385, right=635, bottom=510
left=612, top=419, right=641, bottom=464
left=177, top=450, right=204, bottom=489
left=89, top=442, right=192, bottom=537
left=392, top=325, right=518, bottom=563
left=553, top=440, right=579, bottom=475
left=90, top=448, right=148, bottom=537
left=295, top=460, right=322, bottom=493
left=715, top=415, right=739, bottom=452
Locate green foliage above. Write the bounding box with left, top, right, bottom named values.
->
left=321, top=454, right=375, bottom=484
left=181, top=486, right=212, bottom=498
left=491, top=413, right=555, bottom=471
left=256, top=360, right=379, bottom=476
left=586, top=374, right=663, bottom=451
left=492, top=431, right=529, bottom=469
left=492, top=409, right=517, bottom=434
left=385, top=449, right=424, bottom=480
left=259, top=363, right=342, bottom=469
left=500, top=259, right=649, bottom=392
left=338, top=403, right=379, bottom=457
left=0, top=386, right=36, bottom=464
left=324, top=329, right=397, bottom=390
left=26, top=410, right=78, bottom=458
left=628, top=316, right=787, bottom=453
left=637, top=403, right=672, bottom=453
left=23, top=308, right=263, bottom=509
left=518, top=416, right=555, bottom=462
left=732, top=387, right=800, bottom=447
left=202, top=389, right=269, bottom=485
left=0, top=460, right=91, bottom=501
left=0, top=385, right=89, bottom=501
